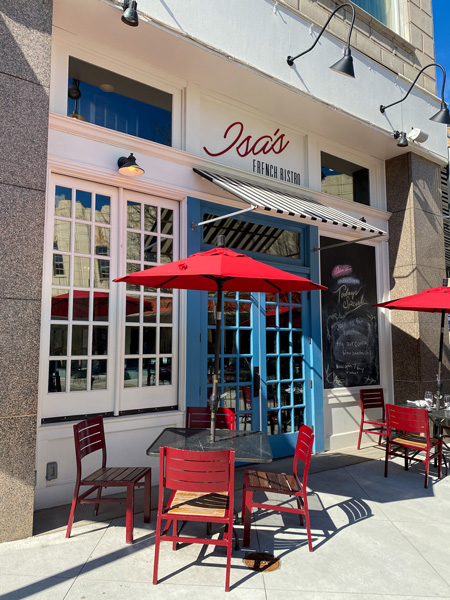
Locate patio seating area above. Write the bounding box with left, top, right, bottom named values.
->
left=2, top=443, right=450, bottom=599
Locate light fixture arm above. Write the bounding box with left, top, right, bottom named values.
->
left=287, top=3, right=355, bottom=66
left=380, top=63, right=447, bottom=113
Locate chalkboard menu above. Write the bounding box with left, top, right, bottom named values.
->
left=320, top=236, right=380, bottom=389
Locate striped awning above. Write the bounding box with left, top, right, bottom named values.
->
left=194, top=168, right=387, bottom=237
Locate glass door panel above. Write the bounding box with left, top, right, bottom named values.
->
left=263, top=291, right=307, bottom=450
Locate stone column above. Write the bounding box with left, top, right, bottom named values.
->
left=0, top=1, right=52, bottom=542
left=386, top=152, right=449, bottom=403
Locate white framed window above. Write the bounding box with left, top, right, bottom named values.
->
left=351, top=0, right=404, bottom=36
left=41, top=174, right=179, bottom=422
left=50, top=33, right=184, bottom=150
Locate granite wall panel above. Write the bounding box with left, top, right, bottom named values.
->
left=0, top=0, right=52, bottom=543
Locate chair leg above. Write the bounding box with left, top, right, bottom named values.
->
left=384, top=441, right=390, bottom=478
left=94, top=485, right=102, bottom=516
left=438, top=443, right=442, bottom=480
left=357, top=418, right=364, bottom=450
left=303, top=495, right=313, bottom=552
left=144, top=471, right=151, bottom=524
left=424, top=451, right=430, bottom=488
left=225, top=528, right=232, bottom=592
left=125, top=483, right=135, bottom=544
left=153, top=513, right=162, bottom=585
left=172, top=519, right=178, bottom=551
left=65, top=487, right=80, bottom=539
left=242, top=488, right=253, bottom=547
left=404, top=448, right=409, bottom=471
left=296, top=497, right=304, bottom=525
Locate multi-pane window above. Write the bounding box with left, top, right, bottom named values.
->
left=43, top=177, right=179, bottom=421
left=265, top=292, right=305, bottom=435
left=49, top=184, right=111, bottom=395
left=124, top=200, right=175, bottom=390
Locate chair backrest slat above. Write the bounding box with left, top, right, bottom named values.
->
left=360, top=388, right=385, bottom=411
left=386, top=404, right=429, bottom=439
left=73, top=416, right=106, bottom=467
left=186, top=407, right=236, bottom=430
left=293, top=425, right=314, bottom=487
left=162, top=447, right=234, bottom=493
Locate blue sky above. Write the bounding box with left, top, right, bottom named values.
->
left=432, top=0, right=450, bottom=100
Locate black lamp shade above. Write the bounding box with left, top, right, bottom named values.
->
left=118, top=153, right=145, bottom=177
left=122, top=1, right=139, bottom=27
left=396, top=132, right=408, bottom=147
left=330, top=49, right=354, bottom=78
left=430, top=103, right=450, bottom=125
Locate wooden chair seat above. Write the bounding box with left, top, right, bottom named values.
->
left=82, top=466, right=150, bottom=486
left=391, top=433, right=438, bottom=450
left=244, top=470, right=301, bottom=495
left=166, top=490, right=229, bottom=517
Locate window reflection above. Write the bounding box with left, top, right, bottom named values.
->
left=48, top=360, right=66, bottom=393
left=75, top=190, right=91, bottom=220
left=71, top=359, right=87, bottom=391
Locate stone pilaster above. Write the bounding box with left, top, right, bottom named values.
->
left=0, top=0, right=52, bottom=542
left=386, top=153, right=448, bottom=403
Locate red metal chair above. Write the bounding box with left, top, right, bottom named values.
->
left=242, top=424, right=315, bottom=550
left=153, top=447, right=235, bottom=592
left=384, top=404, right=442, bottom=488
left=66, top=416, right=151, bottom=544
left=186, top=406, right=236, bottom=430
left=357, top=388, right=387, bottom=449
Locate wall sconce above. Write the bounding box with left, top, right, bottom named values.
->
left=380, top=63, right=450, bottom=125
left=117, top=153, right=145, bottom=177
left=122, top=0, right=139, bottom=27
left=68, top=79, right=86, bottom=121
left=287, top=2, right=355, bottom=78
left=393, top=131, right=408, bottom=147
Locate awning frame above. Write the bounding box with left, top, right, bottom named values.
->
left=193, top=167, right=387, bottom=238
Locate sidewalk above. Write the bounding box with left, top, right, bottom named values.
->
left=1, top=445, right=449, bottom=599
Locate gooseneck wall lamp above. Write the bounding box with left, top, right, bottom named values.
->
left=122, top=0, right=139, bottom=27
left=287, top=2, right=356, bottom=78
left=393, top=131, right=408, bottom=147
left=380, top=63, right=450, bottom=125
left=117, top=153, right=145, bottom=177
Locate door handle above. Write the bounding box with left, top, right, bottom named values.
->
left=253, top=366, right=260, bottom=397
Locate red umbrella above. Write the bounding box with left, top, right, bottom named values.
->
left=374, top=286, right=450, bottom=403
left=115, top=238, right=326, bottom=440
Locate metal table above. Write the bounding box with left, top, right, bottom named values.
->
left=147, top=427, right=273, bottom=463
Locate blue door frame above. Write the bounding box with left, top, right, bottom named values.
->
left=185, top=197, right=324, bottom=455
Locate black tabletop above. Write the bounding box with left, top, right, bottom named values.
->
left=429, top=408, right=450, bottom=422
left=146, top=427, right=273, bottom=463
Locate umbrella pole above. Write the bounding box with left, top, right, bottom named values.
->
left=436, top=309, right=445, bottom=408
left=210, top=281, right=223, bottom=442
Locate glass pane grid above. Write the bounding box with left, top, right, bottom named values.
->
left=264, top=292, right=305, bottom=436
left=49, top=184, right=111, bottom=393
left=124, top=201, right=174, bottom=388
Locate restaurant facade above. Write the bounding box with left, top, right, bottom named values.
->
left=1, top=0, right=449, bottom=542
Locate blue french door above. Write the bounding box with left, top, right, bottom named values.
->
left=206, top=284, right=313, bottom=458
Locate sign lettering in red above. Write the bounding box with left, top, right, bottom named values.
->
left=203, top=121, right=290, bottom=158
